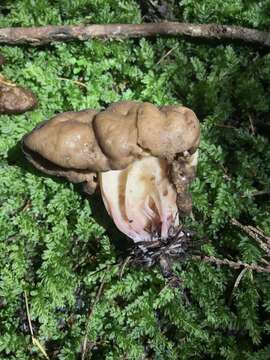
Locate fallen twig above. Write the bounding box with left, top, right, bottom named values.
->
left=0, top=22, right=270, bottom=47
left=248, top=225, right=270, bottom=245
left=231, top=218, right=270, bottom=257
left=156, top=44, right=178, bottom=65
left=58, top=77, right=88, bottom=89
left=251, top=190, right=270, bottom=197
left=193, top=255, right=270, bottom=273
left=241, top=190, right=270, bottom=198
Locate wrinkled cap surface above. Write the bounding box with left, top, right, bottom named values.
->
left=137, top=103, right=200, bottom=159
left=23, top=101, right=200, bottom=176
left=93, top=102, right=145, bottom=169
left=23, top=109, right=110, bottom=171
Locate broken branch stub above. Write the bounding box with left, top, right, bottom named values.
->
left=22, top=101, right=200, bottom=242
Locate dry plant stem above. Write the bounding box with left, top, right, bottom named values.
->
left=58, top=77, right=87, bottom=89
left=241, top=189, right=270, bottom=198
left=0, top=74, right=16, bottom=87
left=24, top=291, right=49, bottom=360
left=1, top=23, right=270, bottom=47
left=250, top=190, right=270, bottom=197
left=119, top=256, right=131, bottom=279
left=24, top=290, right=34, bottom=337
left=261, top=258, right=270, bottom=266
left=248, top=225, right=270, bottom=245
left=194, top=255, right=270, bottom=273
left=228, top=268, right=249, bottom=305
left=231, top=218, right=270, bottom=257
left=81, top=272, right=106, bottom=360
left=248, top=113, right=255, bottom=134
left=232, top=268, right=249, bottom=291
left=156, top=44, right=178, bottom=65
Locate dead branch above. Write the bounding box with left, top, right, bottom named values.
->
left=193, top=255, right=270, bottom=273
left=0, top=22, right=270, bottom=47
left=231, top=218, right=270, bottom=257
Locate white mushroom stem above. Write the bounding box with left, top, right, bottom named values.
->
left=99, top=156, right=178, bottom=242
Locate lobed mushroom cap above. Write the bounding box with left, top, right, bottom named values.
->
left=93, top=101, right=145, bottom=169
left=137, top=103, right=200, bottom=159
left=22, top=101, right=200, bottom=191
left=23, top=109, right=109, bottom=171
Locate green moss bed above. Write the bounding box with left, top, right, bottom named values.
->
left=0, top=1, right=270, bottom=359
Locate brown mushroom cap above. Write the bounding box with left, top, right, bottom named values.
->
left=0, top=84, right=37, bottom=114
left=24, top=148, right=98, bottom=195
left=93, top=101, right=146, bottom=169
left=23, top=109, right=109, bottom=171
left=0, top=56, right=37, bottom=114
left=22, top=101, right=200, bottom=192
left=137, top=103, right=200, bottom=160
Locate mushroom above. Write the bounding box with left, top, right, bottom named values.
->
left=0, top=80, right=37, bottom=114
left=22, top=101, right=200, bottom=271
left=0, top=55, right=37, bottom=114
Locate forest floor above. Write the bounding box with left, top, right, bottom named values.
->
left=0, top=1, right=270, bottom=359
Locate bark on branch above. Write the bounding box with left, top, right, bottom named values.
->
left=193, top=255, right=270, bottom=273
left=193, top=218, right=270, bottom=275
left=0, top=22, right=270, bottom=47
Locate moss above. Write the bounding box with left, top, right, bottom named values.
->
left=0, top=1, right=270, bottom=359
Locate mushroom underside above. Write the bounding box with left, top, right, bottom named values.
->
left=100, top=156, right=179, bottom=242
